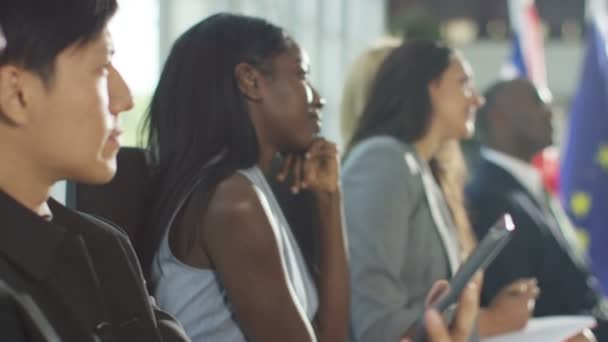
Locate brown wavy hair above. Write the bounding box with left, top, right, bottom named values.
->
left=346, top=39, right=477, bottom=258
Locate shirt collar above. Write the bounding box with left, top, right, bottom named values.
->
left=0, top=190, right=66, bottom=280
left=40, top=201, right=53, bottom=221
left=481, top=147, right=545, bottom=202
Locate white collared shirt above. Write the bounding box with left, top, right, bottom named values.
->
left=481, top=147, right=545, bottom=205
left=40, top=202, right=53, bottom=222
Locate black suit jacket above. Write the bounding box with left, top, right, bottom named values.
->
left=0, top=279, right=61, bottom=341
left=0, top=191, right=189, bottom=341
left=466, top=158, right=608, bottom=339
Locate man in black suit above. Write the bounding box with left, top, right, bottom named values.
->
left=0, top=1, right=189, bottom=340
left=0, top=280, right=61, bottom=342
left=466, top=78, right=608, bottom=341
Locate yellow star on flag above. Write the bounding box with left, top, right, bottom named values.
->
left=575, top=228, right=590, bottom=251
left=596, top=144, right=608, bottom=171
left=570, top=192, right=592, bottom=219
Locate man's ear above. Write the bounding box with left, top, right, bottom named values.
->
left=234, top=63, right=263, bottom=102
left=0, top=65, right=33, bottom=126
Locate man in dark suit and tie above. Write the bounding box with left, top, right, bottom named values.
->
left=466, top=78, right=608, bottom=341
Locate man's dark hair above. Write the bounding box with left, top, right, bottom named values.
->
left=0, top=0, right=118, bottom=84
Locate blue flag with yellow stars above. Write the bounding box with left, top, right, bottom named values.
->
left=560, top=6, right=608, bottom=295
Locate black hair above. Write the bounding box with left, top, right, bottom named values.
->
left=141, top=13, right=290, bottom=274
left=347, top=40, right=454, bottom=153
left=0, top=0, right=118, bottom=84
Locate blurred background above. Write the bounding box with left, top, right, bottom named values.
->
left=110, top=0, right=584, bottom=149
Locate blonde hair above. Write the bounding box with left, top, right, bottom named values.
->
left=339, top=36, right=402, bottom=147
left=434, top=140, right=477, bottom=258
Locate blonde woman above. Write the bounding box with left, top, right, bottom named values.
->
left=340, top=37, right=401, bottom=147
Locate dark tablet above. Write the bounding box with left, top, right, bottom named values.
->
left=414, top=213, right=515, bottom=341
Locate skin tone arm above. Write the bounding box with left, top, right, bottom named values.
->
left=201, top=138, right=348, bottom=342
left=277, top=138, right=349, bottom=342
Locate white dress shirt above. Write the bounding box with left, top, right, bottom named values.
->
left=481, top=147, right=545, bottom=205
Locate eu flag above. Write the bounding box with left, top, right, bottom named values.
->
left=560, top=3, right=608, bottom=295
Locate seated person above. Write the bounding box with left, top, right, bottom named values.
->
left=142, top=13, right=349, bottom=342
left=0, top=279, right=61, bottom=341
left=467, top=78, right=607, bottom=342
left=141, top=13, right=480, bottom=342
left=0, top=1, right=189, bottom=340
left=342, top=40, right=538, bottom=341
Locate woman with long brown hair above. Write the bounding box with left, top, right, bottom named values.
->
left=342, top=40, right=539, bottom=341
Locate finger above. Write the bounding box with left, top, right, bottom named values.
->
left=324, top=141, right=340, bottom=156
left=425, top=309, right=450, bottom=342
left=425, top=280, right=451, bottom=307
left=302, top=140, right=326, bottom=185
left=305, top=138, right=325, bottom=159
left=306, top=142, right=339, bottom=169
left=581, top=328, right=597, bottom=342
left=506, top=279, right=527, bottom=292
left=530, top=284, right=541, bottom=299
left=502, top=278, right=533, bottom=296
left=527, top=297, right=536, bottom=312
left=525, top=279, right=540, bottom=298
left=277, top=154, right=293, bottom=182
left=318, top=140, right=338, bottom=153
left=291, top=156, right=303, bottom=194
left=510, top=281, right=540, bottom=299
left=313, top=149, right=339, bottom=161
left=308, top=140, right=337, bottom=158
left=300, top=157, right=310, bottom=190
left=450, top=279, right=480, bottom=341
left=524, top=281, right=540, bottom=312
left=471, top=270, right=484, bottom=289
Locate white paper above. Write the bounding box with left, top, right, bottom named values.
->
left=481, top=316, right=596, bottom=342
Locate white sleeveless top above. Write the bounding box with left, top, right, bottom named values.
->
left=151, top=166, right=319, bottom=342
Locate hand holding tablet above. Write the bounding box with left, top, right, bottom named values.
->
left=412, top=213, right=516, bottom=342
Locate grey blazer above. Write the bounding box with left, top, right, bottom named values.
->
left=342, top=136, right=461, bottom=342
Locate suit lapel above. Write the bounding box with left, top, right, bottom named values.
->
left=404, top=150, right=460, bottom=274
left=0, top=191, right=112, bottom=339
left=45, top=232, right=113, bottom=338
left=479, top=159, right=586, bottom=268
left=56, top=205, right=163, bottom=342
